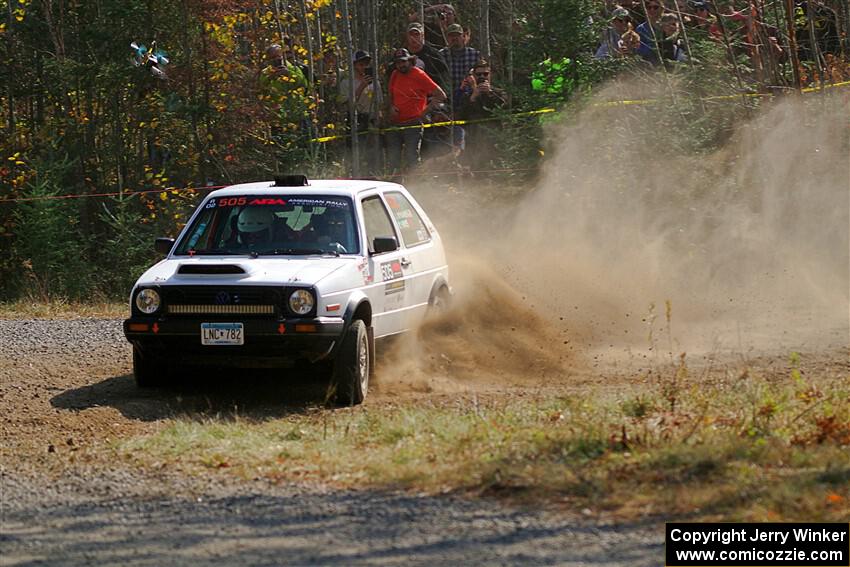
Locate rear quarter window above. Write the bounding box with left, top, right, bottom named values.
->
left=384, top=191, right=430, bottom=247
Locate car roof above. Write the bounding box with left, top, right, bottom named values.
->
left=207, top=179, right=405, bottom=199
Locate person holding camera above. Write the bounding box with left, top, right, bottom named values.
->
left=339, top=50, right=379, bottom=174
left=422, top=3, right=457, bottom=46
left=440, top=23, right=481, bottom=108
left=458, top=60, right=508, bottom=171
left=260, top=43, right=311, bottom=148
left=339, top=50, right=375, bottom=122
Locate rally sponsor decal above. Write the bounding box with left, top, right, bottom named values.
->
left=358, top=258, right=373, bottom=284
left=381, top=260, right=404, bottom=295
left=207, top=196, right=351, bottom=209
left=287, top=198, right=349, bottom=209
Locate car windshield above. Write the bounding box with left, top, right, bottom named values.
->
left=174, top=195, right=359, bottom=256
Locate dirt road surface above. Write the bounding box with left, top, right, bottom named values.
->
left=1, top=318, right=665, bottom=566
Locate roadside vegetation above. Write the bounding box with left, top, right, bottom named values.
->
left=0, top=299, right=125, bottom=319
left=3, top=0, right=849, bottom=302
left=118, top=352, right=849, bottom=521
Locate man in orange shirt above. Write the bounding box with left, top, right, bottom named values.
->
left=386, top=48, right=447, bottom=173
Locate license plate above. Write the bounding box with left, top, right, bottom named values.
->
left=201, top=322, right=244, bottom=345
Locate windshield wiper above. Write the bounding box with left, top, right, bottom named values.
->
left=255, top=248, right=339, bottom=257
left=186, top=249, right=239, bottom=255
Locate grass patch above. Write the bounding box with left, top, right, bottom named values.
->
left=116, top=357, right=849, bottom=521
left=0, top=299, right=125, bottom=319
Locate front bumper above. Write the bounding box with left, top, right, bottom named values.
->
left=124, top=316, right=345, bottom=366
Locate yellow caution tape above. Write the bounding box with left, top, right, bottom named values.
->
left=308, top=80, right=850, bottom=143
left=801, top=79, right=850, bottom=93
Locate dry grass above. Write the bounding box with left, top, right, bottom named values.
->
left=0, top=299, right=125, bottom=319
left=117, top=353, right=850, bottom=521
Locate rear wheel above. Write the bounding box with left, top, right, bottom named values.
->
left=332, top=320, right=371, bottom=406
left=428, top=285, right=451, bottom=316
left=133, top=346, right=168, bottom=388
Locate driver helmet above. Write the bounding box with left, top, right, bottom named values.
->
left=312, top=207, right=348, bottom=241
left=237, top=207, right=274, bottom=245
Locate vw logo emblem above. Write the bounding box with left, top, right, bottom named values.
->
left=214, top=291, right=230, bottom=305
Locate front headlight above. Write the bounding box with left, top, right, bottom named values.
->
left=135, top=288, right=161, bottom=314
left=289, top=289, right=314, bottom=315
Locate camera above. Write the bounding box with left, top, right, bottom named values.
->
left=365, top=66, right=374, bottom=77
left=438, top=11, right=446, bottom=19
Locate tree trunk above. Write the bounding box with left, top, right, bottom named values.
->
left=783, top=0, right=803, bottom=91
left=341, top=0, right=358, bottom=177
left=480, top=0, right=491, bottom=60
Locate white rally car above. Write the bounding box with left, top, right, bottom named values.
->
left=123, top=176, right=450, bottom=404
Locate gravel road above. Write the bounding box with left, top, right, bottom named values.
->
left=0, top=319, right=664, bottom=566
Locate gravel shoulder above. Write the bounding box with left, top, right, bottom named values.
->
left=2, top=469, right=662, bottom=566
left=1, top=319, right=664, bottom=566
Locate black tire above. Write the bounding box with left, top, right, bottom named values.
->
left=428, top=285, right=451, bottom=316
left=133, top=346, right=168, bottom=388
left=332, top=319, right=371, bottom=406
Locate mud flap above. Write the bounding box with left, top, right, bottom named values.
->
left=366, top=326, right=375, bottom=376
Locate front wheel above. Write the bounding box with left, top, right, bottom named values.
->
left=428, top=285, right=451, bottom=317
left=132, top=346, right=168, bottom=388
left=332, top=320, right=371, bottom=406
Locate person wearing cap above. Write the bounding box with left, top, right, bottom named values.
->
left=339, top=49, right=379, bottom=174
left=404, top=21, right=451, bottom=94
left=595, top=6, right=638, bottom=58
left=440, top=23, right=481, bottom=102
left=259, top=43, right=311, bottom=148
left=457, top=59, right=508, bottom=171
left=688, top=1, right=715, bottom=33
left=386, top=47, right=448, bottom=173
left=423, top=3, right=457, bottom=46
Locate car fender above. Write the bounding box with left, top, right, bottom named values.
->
left=427, top=273, right=452, bottom=305
left=342, top=290, right=372, bottom=328
left=338, top=291, right=373, bottom=369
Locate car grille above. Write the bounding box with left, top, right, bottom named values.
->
left=167, top=304, right=275, bottom=315
left=161, top=286, right=283, bottom=317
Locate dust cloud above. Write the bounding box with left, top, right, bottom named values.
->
left=384, top=88, right=848, bottom=393
left=506, top=91, right=849, bottom=354
left=374, top=259, right=583, bottom=395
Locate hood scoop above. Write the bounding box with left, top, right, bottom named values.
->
left=177, top=264, right=246, bottom=275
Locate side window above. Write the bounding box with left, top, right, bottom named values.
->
left=361, top=196, right=398, bottom=253
left=217, top=207, right=241, bottom=248
left=384, top=191, right=430, bottom=247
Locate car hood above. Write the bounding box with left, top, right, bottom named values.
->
left=136, top=256, right=351, bottom=288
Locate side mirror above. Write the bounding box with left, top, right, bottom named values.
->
left=155, top=237, right=175, bottom=255
left=372, top=236, right=398, bottom=254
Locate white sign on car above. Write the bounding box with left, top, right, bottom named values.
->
left=123, top=175, right=451, bottom=405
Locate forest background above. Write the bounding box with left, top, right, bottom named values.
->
left=0, top=0, right=848, bottom=301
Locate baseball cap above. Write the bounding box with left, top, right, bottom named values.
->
left=446, top=23, right=463, bottom=34
left=353, top=49, right=371, bottom=63
left=393, top=48, right=415, bottom=61
left=407, top=22, right=424, bottom=33
left=611, top=7, right=630, bottom=19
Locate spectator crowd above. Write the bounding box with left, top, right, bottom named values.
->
left=259, top=0, right=845, bottom=176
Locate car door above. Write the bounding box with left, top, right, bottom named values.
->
left=359, top=194, right=407, bottom=338
left=381, top=190, right=439, bottom=327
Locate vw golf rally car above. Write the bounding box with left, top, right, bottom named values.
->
left=123, top=176, right=450, bottom=404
